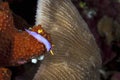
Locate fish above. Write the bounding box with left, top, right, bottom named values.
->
left=21, top=0, right=102, bottom=80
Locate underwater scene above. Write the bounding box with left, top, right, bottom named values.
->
left=0, top=0, right=120, bottom=80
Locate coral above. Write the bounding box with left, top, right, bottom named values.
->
left=0, top=2, right=51, bottom=80
left=0, top=68, right=11, bottom=80
left=97, top=16, right=114, bottom=45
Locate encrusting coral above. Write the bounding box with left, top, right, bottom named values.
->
left=0, top=68, right=11, bottom=80
left=0, top=2, right=51, bottom=80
